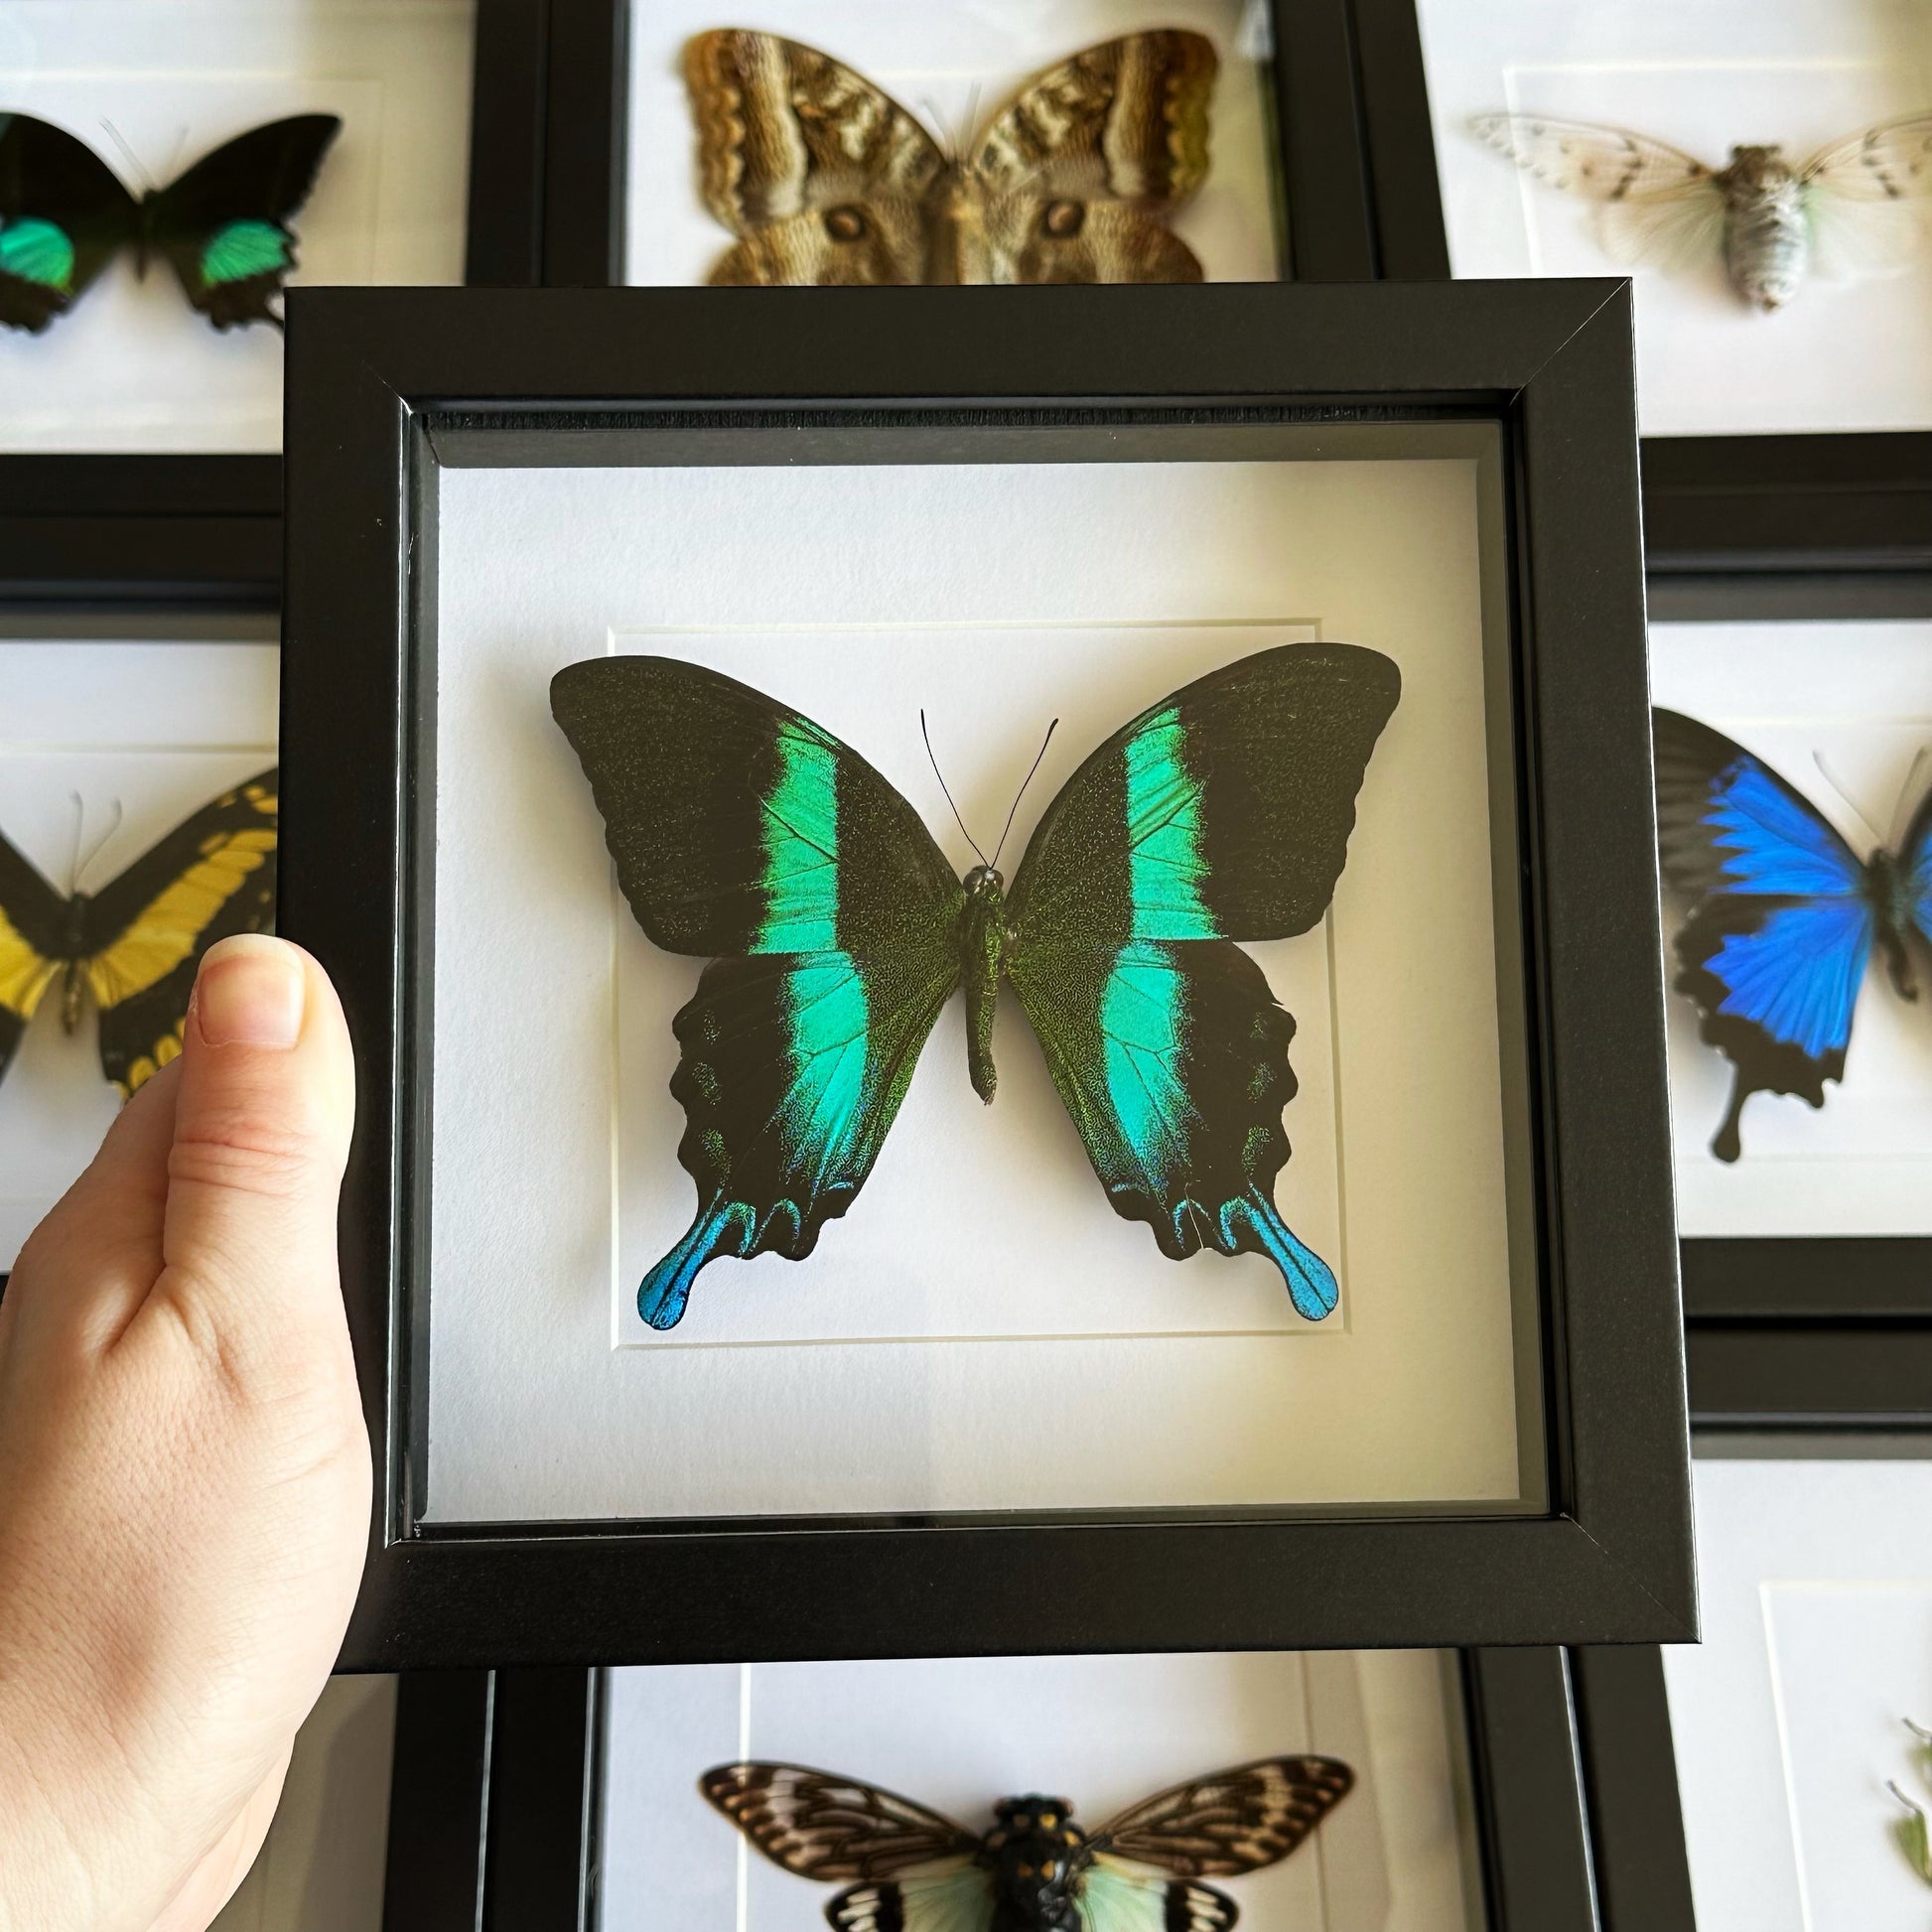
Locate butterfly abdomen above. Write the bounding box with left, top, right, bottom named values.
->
left=1719, top=147, right=1808, bottom=309
left=961, top=865, right=1008, bottom=1102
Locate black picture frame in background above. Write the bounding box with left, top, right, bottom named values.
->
left=1345, top=0, right=1932, bottom=570
left=282, top=276, right=1691, bottom=1667
left=540, top=0, right=1377, bottom=288
left=1646, top=573, right=1932, bottom=1430
left=0, top=0, right=551, bottom=608
left=380, top=1647, right=1694, bottom=1932
left=0, top=588, right=281, bottom=1303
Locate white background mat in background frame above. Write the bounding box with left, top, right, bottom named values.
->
left=424, top=440, right=1534, bottom=1526
left=1414, top=0, right=1932, bottom=436
left=598, top=1650, right=1480, bottom=1932
left=624, top=0, right=1283, bottom=287
left=0, top=0, right=474, bottom=453
left=1649, top=620, right=1932, bottom=1236
left=0, top=639, right=279, bottom=1270
left=1662, top=1454, right=1932, bottom=1932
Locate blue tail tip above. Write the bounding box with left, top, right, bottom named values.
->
left=637, top=1198, right=754, bottom=1330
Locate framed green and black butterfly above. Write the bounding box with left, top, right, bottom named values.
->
left=700, top=1755, right=1355, bottom=1931
left=0, top=767, right=278, bottom=1096
left=0, top=112, right=340, bottom=333
left=550, top=644, right=1400, bottom=1330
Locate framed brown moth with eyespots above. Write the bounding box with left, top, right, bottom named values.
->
left=683, top=27, right=1218, bottom=285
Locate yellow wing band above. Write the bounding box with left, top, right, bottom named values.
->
left=118, top=1020, right=186, bottom=1098
left=0, top=904, right=59, bottom=1022
left=82, top=822, right=277, bottom=1010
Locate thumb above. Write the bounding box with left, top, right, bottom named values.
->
left=142, top=934, right=355, bottom=1365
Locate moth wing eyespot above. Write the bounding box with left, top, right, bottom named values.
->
left=1040, top=200, right=1085, bottom=239
left=824, top=206, right=869, bottom=242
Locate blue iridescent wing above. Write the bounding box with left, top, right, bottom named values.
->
left=1006, top=644, right=1400, bottom=1316
left=1653, top=708, right=1875, bottom=1160
left=1897, top=779, right=1932, bottom=949
left=552, top=657, right=962, bottom=1328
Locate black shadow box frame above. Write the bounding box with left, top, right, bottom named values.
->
left=539, top=0, right=1379, bottom=287
left=282, top=276, right=1691, bottom=1668
left=0, top=544, right=281, bottom=1301
left=1344, top=0, right=1932, bottom=572
left=0, top=0, right=552, bottom=608
left=1647, top=570, right=1932, bottom=1431
left=378, top=1647, right=1694, bottom=1931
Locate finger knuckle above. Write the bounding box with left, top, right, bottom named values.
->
left=168, top=1112, right=321, bottom=1201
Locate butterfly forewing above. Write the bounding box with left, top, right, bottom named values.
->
left=701, top=1764, right=982, bottom=1882
left=150, top=114, right=340, bottom=329
left=1802, top=114, right=1932, bottom=199
left=0, top=112, right=139, bottom=331
left=1653, top=709, right=1878, bottom=1160
left=1090, top=1755, right=1355, bottom=1878
left=1469, top=113, right=1713, bottom=200
left=1005, top=644, right=1398, bottom=1316
left=0, top=829, right=69, bottom=1080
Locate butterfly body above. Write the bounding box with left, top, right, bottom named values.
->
left=1653, top=709, right=1932, bottom=1160
left=684, top=29, right=1217, bottom=287
left=0, top=111, right=339, bottom=332
left=702, top=1757, right=1354, bottom=1932
left=1472, top=112, right=1932, bottom=311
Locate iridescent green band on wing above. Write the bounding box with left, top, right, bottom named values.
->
left=0, top=217, right=74, bottom=290
left=198, top=217, right=292, bottom=286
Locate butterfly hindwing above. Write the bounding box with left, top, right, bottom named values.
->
left=700, top=1763, right=982, bottom=1882
left=684, top=30, right=944, bottom=286
left=971, top=32, right=1217, bottom=284
left=828, top=1868, right=996, bottom=1932
left=81, top=766, right=279, bottom=1093
left=148, top=114, right=340, bottom=329
left=0, top=112, right=138, bottom=331
left=1077, top=1861, right=1236, bottom=1932
left=1006, top=644, right=1399, bottom=1315
left=551, top=658, right=963, bottom=1327
left=1653, top=709, right=1879, bottom=1160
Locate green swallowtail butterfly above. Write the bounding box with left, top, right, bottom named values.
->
left=0, top=112, right=340, bottom=333
left=551, top=644, right=1400, bottom=1331
left=700, top=1755, right=1355, bottom=1931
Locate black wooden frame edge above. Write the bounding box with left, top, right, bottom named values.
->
left=1347, top=0, right=1932, bottom=569
left=383, top=1652, right=1612, bottom=1931
left=0, top=0, right=548, bottom=586
left=555, top=0, right=1373, bottom=287
left=281, top=278, right=1691, bottom=1667
left=1688, top=1322, right=1932, bottom=1428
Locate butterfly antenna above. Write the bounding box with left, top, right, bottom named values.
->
left=989, top=717, right=1058, bottom=873
left=73, top=797, right=124, bottom=894
left=1907, top=1718, right=1932, bottom=1745
left=1811, top=749, right=1883, bottom=847
left=98, top=118, right=158, bottom=195
left=1889, top=746, right=1932, bottom=847
left=921, top=709, right=988, bottom=868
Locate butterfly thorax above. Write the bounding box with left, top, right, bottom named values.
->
left=1864, top=846, right=1921, bottom=1001
left=1717, top=145, right=1807, bottom=309
left=922, top=163, right=994, bottom=284
left=57, top=892, right=91, bottom=1031
left=980, top=1796, right=1088, bottom=1931
left=961, top=864, right=1009, bottom=1103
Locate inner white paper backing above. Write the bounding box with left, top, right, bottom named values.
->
left=427, top=449, right=1525, bottom=1523
left=0, top=0, right=474, bottom=452
left=598, top=1650, right=1478, bottom=1932
left=0, top=639, right=279, bottom=1270
left=1662, top=1455, right=1932, bottom=1932
left=1417, top=0, right=1932, bottom=436
left=624, top=0, right=1283, bottom=285
left=1650, top=621, right=1932, bottom=1237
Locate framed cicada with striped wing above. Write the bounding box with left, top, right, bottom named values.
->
left=701, top=1756, right=1355, bottom=1932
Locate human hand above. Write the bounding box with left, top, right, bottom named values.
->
left=0, top=935, right=366, bottom=1932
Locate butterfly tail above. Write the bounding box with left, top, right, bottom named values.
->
left=638, top=1195, right=757, bottom=1329
left=1219, top=1188, right=1338, bottom=1320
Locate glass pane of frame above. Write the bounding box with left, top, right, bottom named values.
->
left=0, top=614, right=279, bottom=1269
left=594, top=1649, right=1484, bottom=1932
left=1651, top=615, right=1932, bottom=1238
left=1663, top=1450, right=1932, bottom=1932
left=1413, top=0, right=1932, bottom=436
left=0, top=0, right=477, bottom=452
left=414, top=415, right=1546, bottom=1530
left=622, top=0, right=1291, bottom=286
